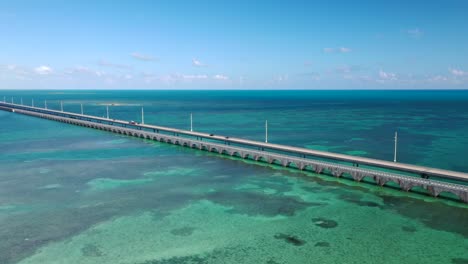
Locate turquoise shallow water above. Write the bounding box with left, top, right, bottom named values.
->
left=0, top=90, right=467, bottom=264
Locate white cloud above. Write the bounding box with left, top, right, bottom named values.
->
left=335, top=65, right=358, bottom=74
left=406, top=28, right=423, bottom=38
left=378, top=70, right=397, bottom=80
left=213, top=74, right=228, bottom=80
left=73, top=66, right=91, bottom=73
left=64, top=66, right=105, bottom=78
left=359, top=75, right=373, bottom=82
left=339, top=47, right=352, bottom=53
left=131, top=52, right=157, bottom=61
left=1, top=64, right=31, bottom=80
left=104, top=77, right=116, bottom=85
left=276, top=75, right=289, bottom=82
left=182, top=74, right=208, bottom=80
left=450, top=68, right=467, bottom=77
left=141, top=73, right=156, bottom=83
left=70, top=66, right=92, bottom=74
left=34, top=65, right=53, bottom=75
left=323, top=47, right=352, bottom=53
left=428, top=75, right=448, bottom=82
left=143, top=73, right=215, bottom=83
left=192, top=58, right=206, bottom=67
left=298, top=72, right=320, bottom=80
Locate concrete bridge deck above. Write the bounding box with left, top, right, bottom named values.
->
left=1, top=102, right=468, bottom=203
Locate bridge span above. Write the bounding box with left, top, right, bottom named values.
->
left=1, top=101, right=467, bottom=203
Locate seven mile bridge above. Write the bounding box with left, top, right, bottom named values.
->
left=1, top=100, right=467, bottom=203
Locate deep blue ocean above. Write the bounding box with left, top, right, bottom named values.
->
left=0, top=90, right=467, bottom=264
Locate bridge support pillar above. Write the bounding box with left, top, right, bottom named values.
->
left=351, top=172, right=364, bottom=182
left=298, top=162, right=305, bottom=170
left=428, top=186, right=439, bottom=197
left=399, top=181, right=414, bottom=192
left=331, top=169, right=343, bottom=178
left=315, top=166, right=323, bottom=174
left=460, top=192, right=468, bottom=203
left=375, top=176, right=388, bottom=186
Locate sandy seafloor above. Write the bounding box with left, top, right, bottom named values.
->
left=0, top=90, right=467, bottom=264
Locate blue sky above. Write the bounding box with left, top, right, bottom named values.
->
left=1, top=0, right=468, bottom=89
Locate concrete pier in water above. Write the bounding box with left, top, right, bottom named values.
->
left=1, top=101, right=467, bottom=203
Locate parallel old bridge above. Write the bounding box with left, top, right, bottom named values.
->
left=1, top=101, right=467, bottom=203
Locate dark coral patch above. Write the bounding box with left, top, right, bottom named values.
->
left=353, top=200, right=381, bottom=207
left=338, top=192, right=382, bottom=208
left=337, top=191, right=363, bottom=202
left=137, top=255, right=208, bottom=264
left=314, top=241, right=330, bottom=247
left=274, top=233, right=306, bottom=246
left=250, top=177, right=295, bottom=194
left=401, top=226, right=417, bottom=233
left=301, top=186, right=324, bottom=193
left=266, top=259, right=282, bottom=264
left=452, top=258, right=468, bottom=264
left=312, top=217, right=338, bottom=229
left=381, top=195, right=468, bottom=238
left=135, top=246, right=249, bottom=264
left=205, top=190, right=314, bottom=217
left=170, top=227, right=195, bottom=236
left=81, top=243, right=103, bottom=257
